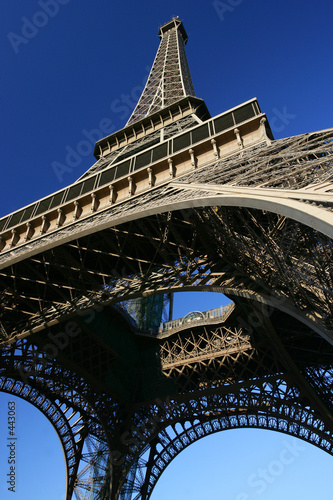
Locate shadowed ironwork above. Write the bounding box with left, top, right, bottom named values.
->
left=0, top=17, right=332, bottom=500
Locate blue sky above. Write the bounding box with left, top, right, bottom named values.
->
left=0, top=0, right=333, bottom=499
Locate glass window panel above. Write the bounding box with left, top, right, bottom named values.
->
left=0, top=217, right=9, bottom=232
left=253, top=100, right=261, bottom=114
left=173, top=132, right=191, bottom=152
left=49, top=191, right=65, bottom=209
left=115, top=160, right=131, bottom=179
left=214, top=113, right=234, bottom=133
left=6, top=210, right=25, bottom=228
left=99, top=167, right=116, bottom=186
left=35, top=197, right=53, bottom=215
left=191, top=124, right=209, bottom=143
left=233, top=103, right=255, bottom=124
left=152, top=143, right=168, bottom=162
left=82, top=176, right=96, bottom=194
left=134, top=150, right=152, bottom=170
left=66, top=183, right=83, bottom=202
left=20, top=204, right=36, bottom=222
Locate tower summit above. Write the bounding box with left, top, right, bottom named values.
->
left=83, top=17, right=210, bottom=180
left=127, top=17, right=196, bottom=125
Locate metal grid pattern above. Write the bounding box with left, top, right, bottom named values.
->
left=80, top=114, right=198, bottom=180
left=126, top=19, right=195, bottom=126
left=0, top=129, right=332, bottom=344
left=116, top=312, right=333, bottom=499
left=0, top=16, right=332, bottom=500
left=0, top=338, right=110, bottom=499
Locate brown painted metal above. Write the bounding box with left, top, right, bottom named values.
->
left=0, top=18, right=332, bottom=500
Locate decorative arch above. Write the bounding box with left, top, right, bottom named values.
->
left=2, top=181, right=331, bottom=271
left=0, top=375, right=82, bottom=499
left=124, top=390, right=333, bottom=500
left=0, top=128, right=332, bottom=500
left=0, top=338, right=111, bottom=500
left=141, top=412, right=332, bottom=500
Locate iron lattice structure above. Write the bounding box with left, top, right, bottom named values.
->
left=126, top=17, right=195, bottom=126
left=0, top=18, right=332, bottom=500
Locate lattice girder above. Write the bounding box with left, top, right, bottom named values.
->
left=126, top=18, right=195, bottom=125
left=0, top=206, right=331, bottom=345
left=115, top=376, right=333, bottom=500
left=0, top=338, right=112, bottom=499
left=2, top=295, right=332, bottom=499
left=99, top=308, right=333, bottom=499
left=0, top=14, right=331, bottom=497
left=0, top=129, right=332, bottom=346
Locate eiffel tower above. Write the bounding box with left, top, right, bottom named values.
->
left=0, top=17, right=333, bottom=500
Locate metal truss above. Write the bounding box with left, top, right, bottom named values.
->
left=126, top=18, right=195, bottom=126
left=1, top=300, right=332, bottom=499
left=0, top=128, right=332, bottom=345
left=0, top=337, right=113, bottom=499
left=0, top=15, right=332, bottom=500
left=0, top=129, right=332, bottom=498
left=113, top=309, right=333, bottom=499
left=80, top=114, right=199, bottom=180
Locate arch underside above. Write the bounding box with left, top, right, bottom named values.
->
left=0, top=128, right=332, bottom=344
left=0, top=202, right=331, bottom=345
left=1, top=307, right=333, bottom=500
left=128, top=408, right=333, bottom=500
left=0, top=129, right=332, bottom=499
left=0, top=205, right=332, bottom=500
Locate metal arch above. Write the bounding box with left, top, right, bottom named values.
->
left=0, top=338, right=113, bottom=500
left=118, top=380, right=333, bottom=500
left=0, top=223, right=330, bottom=500
left=0, top=201, right=331, bottom=346
left=117, top=350, right=333, bottom=500
left=0, top=380, right=113, bottom=500
left=0, top=375, right=83, bottom=499
left=134, top=406, right=333, bottom=500
left=164, top=188, right=333, bottom=239
left=0, top=188, right=331, bottom=270
left=134, top=312, right=333, bottom=499
left=108, top=313, right=333, bottom=499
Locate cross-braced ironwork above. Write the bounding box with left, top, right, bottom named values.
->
left=126, top=17, right=195, bottom=126
left=0, top=17, right=332, bottom=500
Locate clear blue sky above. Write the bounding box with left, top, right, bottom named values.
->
left=0, top=1, right=332, bottom=499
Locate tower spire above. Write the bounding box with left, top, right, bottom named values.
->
left=126, top=17, right=196, bottom=126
